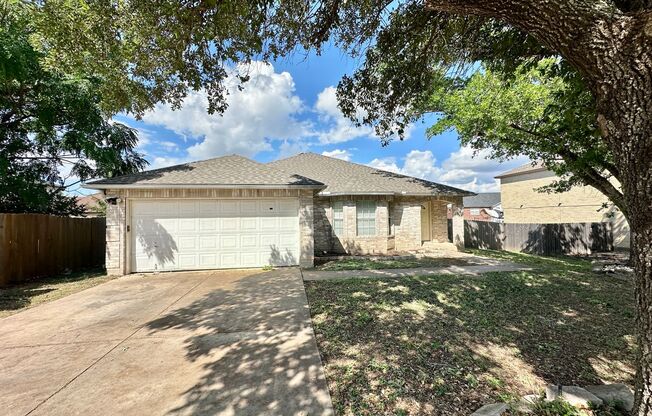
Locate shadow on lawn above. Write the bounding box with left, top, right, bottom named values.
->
left=305, top=264, right=635, bottom=414
left=143, top=269, right=332, bottom=416
left=0, top=268, right=105, bottom=313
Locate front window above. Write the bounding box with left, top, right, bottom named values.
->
left=356, top=201, right=376, bottom=236
left=470, top=208, right=481, bottom=216
left=332, top=201, right=344, bottom=235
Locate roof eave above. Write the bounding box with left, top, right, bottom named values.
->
left=318, top=191, right=475, bottom=197
left=495, top=167, right=548, bottom=179
left=83, top=183, right=326, bottom=190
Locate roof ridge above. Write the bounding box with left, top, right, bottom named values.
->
left=270, top=151, right=474, bottom=195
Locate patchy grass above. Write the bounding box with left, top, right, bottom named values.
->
left=305, top=250, right=634, bottom=415
left=468, top=249, right=593, bottom=272
left=316, top=256, right=471, bottom=271
left=0, top=268, right=113, bottom=318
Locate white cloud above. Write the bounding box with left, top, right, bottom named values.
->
left=278, top=139, right=311, bottom=158
left=322, top=149, right=352, bottom=161
left=149, top=155, right=191, bottom=170
left=140, top=62, right=311, bottom=160
left=367, top=146, right=529, bottom=193
left=314, top=86, right=374, bottom=144
left=367, top=157, right=401, bottom=173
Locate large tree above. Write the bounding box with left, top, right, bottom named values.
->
left=0, top=2, right=147, bottom=215
left=424, top=58, right=625, bottom=212
left=26, top=0, right=652, bottom=413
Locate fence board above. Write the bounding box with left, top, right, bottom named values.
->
left=464, top=220, right=613, bottom=255
left=0, top=214, right=105, bottom=287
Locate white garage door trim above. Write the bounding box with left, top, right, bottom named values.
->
left=129, top=198, right=300, bottom=272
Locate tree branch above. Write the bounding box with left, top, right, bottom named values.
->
left=507, top=122, right=626, bottom=213
left=424, top=0, right=623, bottom=89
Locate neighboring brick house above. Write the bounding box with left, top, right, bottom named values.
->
left=496, top=162, right=630, bottom=248
left=85, top=153, right=473, bottom=275
left=460, top=192, right=502, bottom=222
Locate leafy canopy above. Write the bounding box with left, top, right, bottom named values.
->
left=24, top=0, right=627, bottom=210
left=1, top=2, right=147, bottom=215
left=424, top=59, right=619, bottom=200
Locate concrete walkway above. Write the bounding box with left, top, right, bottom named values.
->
left=303, top=259, right=530, bottom=281
left=0, top=268, right=333, bottom=416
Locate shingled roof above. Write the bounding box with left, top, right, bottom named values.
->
left=268, top=153, right=474, bottom=196
left=495, top=161, right=546, bottom=179
left=85, top=155, right=324, bottom=189
left=463, top=192, right=501, bottom=208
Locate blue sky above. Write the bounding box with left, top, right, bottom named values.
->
left=103, top=44, right=527, bottom=195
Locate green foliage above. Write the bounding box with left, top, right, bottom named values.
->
left=424, top=58, right=618, bottom=198
left=528, top=399, right=584, bottom=416
left=19, top=0, right=626, bottom=210
left=0, top=2, right=147, bottom=215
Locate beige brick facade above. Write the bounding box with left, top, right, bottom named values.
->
left=103, top=188, right=316, bottom=275
left=500, top=170, right=630, bottom=248
left=313, top=195, right=460, bottom=255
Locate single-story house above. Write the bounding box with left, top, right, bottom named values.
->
left=84, top=153, right=473, bottom=275
left=496, top=162, right=630, bottom=248
left=447, top=192, right=502, bottom=222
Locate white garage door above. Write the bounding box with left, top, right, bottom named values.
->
left=131, top=199, right=300, bottom=272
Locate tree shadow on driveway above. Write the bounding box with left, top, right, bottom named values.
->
left=144, top=268, right=333, bottom=416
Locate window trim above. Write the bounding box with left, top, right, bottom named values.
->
left=356, top=200, right=376, bottom=237
left=332, top=201, right=344, bottom=236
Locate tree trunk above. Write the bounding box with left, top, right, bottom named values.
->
left=590, top=13, right=652, bottom=415
left=632, top=222, right=652, bottom=414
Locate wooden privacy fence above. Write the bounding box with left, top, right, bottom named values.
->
left=0, top=214, right=105, bottom=287
left=463, top=220, right=613, bottom=255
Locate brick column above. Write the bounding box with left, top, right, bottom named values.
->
left=105, top=196, right=126, bottom=275
left=299, top=191, right=315, bottom=268
left=451, top=198, right=465, bottom=251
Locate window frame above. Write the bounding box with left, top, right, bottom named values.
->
left=332, top=201, right=344, bottom=236
left=356, top=200, right=376, bottom=237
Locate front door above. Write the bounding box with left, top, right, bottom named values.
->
left=421, top=202, right=431, bottom=242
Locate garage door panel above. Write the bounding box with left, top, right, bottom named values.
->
left=279, top=217, right=296, bottom=230
left=178, top=201, right=197, bottom=216
left=241, top=218, right=258, bottom=230
left=241, top=235, right=258, bottom=248
left=198, top=236, right=217, bottom=250
left=279, top=233, right=297, bottom=247
left=178, top=236, right=197, bottom=250
left=221, top=218, right=239, bottom=232
left=178, top=218, right=197, bottom=232
left=219, top=235, right=238, bottom=250
left=199, top=218, right=218, bottom=231
left=240, top=200, right=257, bottom=214
left=198, top=201, right=219, bottom=215
left=131, top=199, right=299, bottom=272
left=220, top=253, right=239, bottom=268
left=260, top=217, right=278, bottom=230
left=179, top=254, right=198, bottom=269
left=220, top=201, right=239, bottom=216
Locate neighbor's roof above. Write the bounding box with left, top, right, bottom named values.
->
left=463, top=192, right=501, bottom=208
left=495, top=161, right=546, bottom=179
left=268, top=152, right=474, bottom=196
left=84, top=155, right=324, bottom=189
left=76, top=192, right=104, bottom=211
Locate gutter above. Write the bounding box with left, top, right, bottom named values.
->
left=83, top=183, right=326, bottom=190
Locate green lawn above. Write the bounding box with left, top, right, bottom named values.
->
left=316, top=256, right=472, bottom=271
left=305, top=250, right=635, bottom=415
left=0, top=268, right=113, bottom=318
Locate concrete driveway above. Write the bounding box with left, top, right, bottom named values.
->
left=0, top=268, right=333, bottom=416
